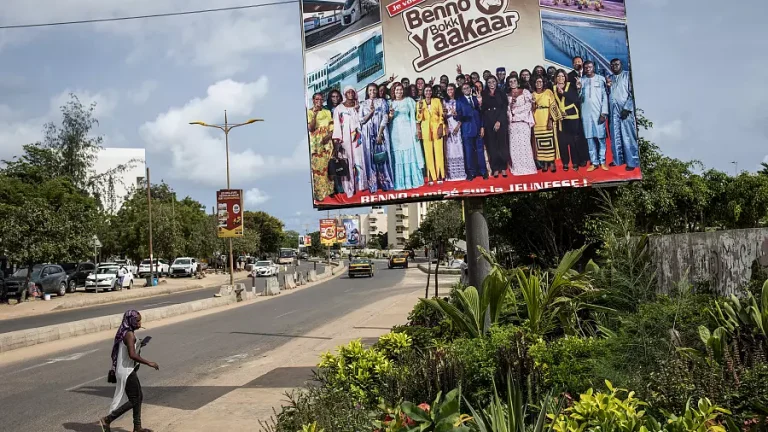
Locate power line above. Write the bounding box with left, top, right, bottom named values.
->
left=0, top=2, right=299, bottom=30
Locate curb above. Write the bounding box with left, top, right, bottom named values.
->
left=416, top=263, right=462, bottom=275
left=0, top=264, right=346, bottom=354
left=51, top=277, right=230, bottom=311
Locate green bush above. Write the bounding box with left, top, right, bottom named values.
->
left=258, top=386, right=373, bottom=432
left=316, top=339, right=391, bottom=406
left=375, top=331, right=412, bottom=362
left=529, top=336, right=610, bottom=394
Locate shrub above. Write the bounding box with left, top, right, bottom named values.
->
left=316, top=339, right=391, bottom=406
left=258, top=385, right=373, bottom=432
left=375, top=332, right=412, bottom=361
left=529, top=336, right=610, bottom=394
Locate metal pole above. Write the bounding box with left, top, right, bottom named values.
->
left=225, top=110, right=235, bottom=288
left=464, top=198, right=491, bottom=291
left=146, top=168, right=154, bottom=285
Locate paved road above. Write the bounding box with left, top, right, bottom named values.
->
left=0, top=263, right=409, bottom=432
left=0, top=262, right=324, bottom=335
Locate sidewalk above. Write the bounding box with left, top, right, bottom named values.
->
left=118, top=270, right=458, bottom=432
left=0, top=273, right=234, bottom=321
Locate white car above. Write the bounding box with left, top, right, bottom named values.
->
left=85, top=265, right=134, bottom=292
left=252, top=260, right=280, bottom=277
left=170, top=257, right=198, bottom=278
left=138, top=259, right=170, bottom=277
left=114, top=259, right=137, bottom=276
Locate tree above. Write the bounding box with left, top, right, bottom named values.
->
left=420, top=201, right=464, bottom=297
left=308, top=231, right=324, bottom=257
left=244, top=211, right=285, bottom=254
left=368, top=231, right=388, bottom=250
left=282, top=230, right=301, bottom=249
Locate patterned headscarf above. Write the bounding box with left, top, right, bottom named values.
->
left=111, top=309, right=141, bottom=372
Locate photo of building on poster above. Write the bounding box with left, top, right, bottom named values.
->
left=301, top=0, right=383, bottom=50
left=540, top=0, right=626, bottom=19
left=300, top=0, right=641, bottom=210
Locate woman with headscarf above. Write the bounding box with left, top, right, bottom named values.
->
left=506, top=76, right=538, bottom=176
left=332, top=86, right=366, bottom=197
left=100, top=310, right=158, bottom=432
left=553, top=69, right=588, bottom=171
left=416, top=85, right=446, bottom=184
left=308, top=92, right=334, bottom=201
left=442, top=83, right=465, bottom=181
left=388, top=83, right=425, bottom=190
left=481, top=75, right=510, bottom=178
left=360, top=83, right=394, bottom=193
left=532, top=76, right=560, bottom=172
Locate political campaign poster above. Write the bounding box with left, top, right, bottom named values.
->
left=300, top=0, right=641, bottom=210
left=216, top=189, right=244, bottom=238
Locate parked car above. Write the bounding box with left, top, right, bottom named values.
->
left=252, top=260, right=280, bottom=277
left=85, top=264, right=134, bottom=292
left=4, top=264, right=69, bottom=298
left=138, top=259, right=170, bottom=278
left=348, top=258, right=374, bottom=278
left=114, top=258, right=137, bottom=276
left=298, top=251, right=309, bottom=260
left=60, top=262, right=96, bottom=293
left=170, top=257, right=198, bottom=278
left=388, top=252, right=409, bottom=269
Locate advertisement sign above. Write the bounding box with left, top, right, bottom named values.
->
left=336, top=222, right=347, bottom=243
left=320, top=218, right=337, bottom=245
left=299, top=235, right=306, bottom=247
left=305, top=235, right=313, bottom=247
left=342, top=218, right=361, bottom=247
left=300, top=0, right=640, bottom=210
left=216, top=189, right=244, bottom=238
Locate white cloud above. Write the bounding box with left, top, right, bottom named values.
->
left=0, top=1, right=300, bottom=76
left=139, top=78, right=307, bottom=187
left=245, top=188, right=270, bottom=206
left=645, top=119, right=682, bottom=143
left=0, top=89, right=118, bottom=160
left=129, top=80, right=159, bottom=105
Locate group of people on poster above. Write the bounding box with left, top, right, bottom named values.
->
left=307, top=56, right=639, bottom=202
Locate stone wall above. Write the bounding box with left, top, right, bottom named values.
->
left=649, top=228, right=768, bottom=296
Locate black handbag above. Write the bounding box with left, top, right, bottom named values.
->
left=330, top=156, right=350, bottom=177
left=107, top=370, right=117, bottom=383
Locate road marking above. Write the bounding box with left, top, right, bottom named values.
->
left=145, top=301, right=172, bottom=307
left=276, top=310, right=297, bottom=319
left=66, top=375, right=108, bottom=392
left=16, top=348, right=100, bottom=373
left=223, top=353, right=248, bottom=363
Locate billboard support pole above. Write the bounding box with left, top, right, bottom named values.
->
left=146, top=167, right=154, bottom=286
left=464, top=197, right=491, bottom=294
left=224, top=111, right=236, bottom=288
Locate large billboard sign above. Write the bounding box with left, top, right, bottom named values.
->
left=216, top=189, right=244, bottom=238
left=342, top=218, right=361, bottom=247
left=320, top=219, right=337, bottom=245
left=301, top=0, right=639, bottom=210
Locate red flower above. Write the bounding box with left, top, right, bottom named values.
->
left=418, top=402, right=431, bottom=413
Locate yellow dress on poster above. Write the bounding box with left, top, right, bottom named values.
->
left=416, top=97, right=445, bottom=182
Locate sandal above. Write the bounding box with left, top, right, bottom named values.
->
left=99, top=418, right=111, bottom=432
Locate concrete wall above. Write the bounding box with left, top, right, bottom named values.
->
left=649, top=228, right=768, bottom=296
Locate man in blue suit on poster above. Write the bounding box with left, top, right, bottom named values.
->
left=607, top=58, right=640, bottom=171
left=456, top=82, right=488, bottom=180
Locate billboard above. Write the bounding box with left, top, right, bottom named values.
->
left=342, top=218, right=361, bottom=247
left=300, top=0, right=640, bottom=210
left=305, top=235, right=313, bottom=247
left=299, top=235, right=306, bottom=247
left=216, top=189, right=244, bottom=238
left=320, top=218, right=337, bottom=245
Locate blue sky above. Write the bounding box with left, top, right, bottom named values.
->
left=1, top=0, right=766, bottom=231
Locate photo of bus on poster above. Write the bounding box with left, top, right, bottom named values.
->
left=299, top=0, right=640, bottom=210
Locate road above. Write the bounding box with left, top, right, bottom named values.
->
left=0, top=262, right=407, bottom=432
left=0, top=262, right=324, bottom=335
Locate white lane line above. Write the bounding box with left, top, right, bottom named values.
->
left=145, top=301, right=172, bottom=307
left=276, top=310, right=297, bottom=319
left=16, top=348, right=100, bottom=373
left=66, top=375, right=108, bottom=392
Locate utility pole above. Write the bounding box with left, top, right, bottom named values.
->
left=190, top=111, right=263, bottom=287
left=464, top=197, right=491, bottom=292
left=172, top=192, right=176, bottom=255
left=146, top=167, right=155, bottom=285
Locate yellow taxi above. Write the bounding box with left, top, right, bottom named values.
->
left=348, top=258, right=374, bottom=278
left=388, top=251, right=409, bottom=269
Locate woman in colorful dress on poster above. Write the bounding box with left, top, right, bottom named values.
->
left=416, top=85, right=446, bottom=184
left=307, top=92, right=334, bottom=201
left=506, top=77, right=538, bottom=176
left=360, top=83, right=395, bottom=193
left=332, top=86, right=366, bottom=197
left=532, top=76, right=560, bottom=173
left=388, top=83, right=425, bottom=190
left=442, top=83, right=465, bottom=181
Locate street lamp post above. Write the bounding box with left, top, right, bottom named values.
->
left=190, top=111, right=263, bottom=287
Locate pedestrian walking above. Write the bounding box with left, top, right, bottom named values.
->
left=100, top=310, right=159, bottom=432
